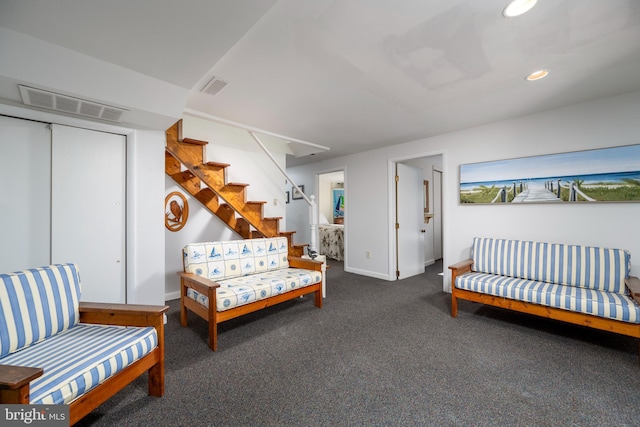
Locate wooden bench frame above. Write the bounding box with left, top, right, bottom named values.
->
left=449, top=259, right=640, bottom=359
left=179, top=256, right=323, bottom=351
left=0, top=302, right=169, bottom=426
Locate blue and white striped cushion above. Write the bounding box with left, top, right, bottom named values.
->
left=456, top=272, right=640, bottom=323
left=471, top=238, right=630, bottom=294
left=0, top=264, right=81, bottom=358
left=0, top=323, right=157, bottom=404
left=186, top=267, right=322, bottom=312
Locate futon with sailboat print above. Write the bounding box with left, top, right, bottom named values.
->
left=183, top=237, right=322, bottom=311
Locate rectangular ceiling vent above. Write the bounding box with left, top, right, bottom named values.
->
left=201, top=76, right=228, bottom=96
left=18, top=85, right=128, bottom=122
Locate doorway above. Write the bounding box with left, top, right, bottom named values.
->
left=393, top=154, right=444, bottom=284
left=316, top=169, right=345, bottom=263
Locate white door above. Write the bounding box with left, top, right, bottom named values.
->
left=0, top=116, right=51, bottom=272
left=51, top=125, right=126, bottom=303
left=396, top=163, right=425, bottom=279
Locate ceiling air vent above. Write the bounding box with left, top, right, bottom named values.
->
left=19, top=85, right=127, bottom=122
left=201, top=76, right=228, bottom=96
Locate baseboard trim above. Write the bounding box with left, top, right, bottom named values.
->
left=165, top=291, right=180, bottom=301
left=344, top=266, right=394, bottom=281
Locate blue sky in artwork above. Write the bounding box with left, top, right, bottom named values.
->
left=461, top=144, right=640, bottom=184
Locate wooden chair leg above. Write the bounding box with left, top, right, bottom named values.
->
left=180, top=279, right=188, bottom=327
left=315, top=288, right=322, bottom=308
left=148, top=361, right=164, bottom=397
left=148, top=315, right=165, bottom=397
left=451, top=292, right=458, bottom=318
left=208, top=320, right=217, bottom=352
left=208, top=287, right=218, bottom=351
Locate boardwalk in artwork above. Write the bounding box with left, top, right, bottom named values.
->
left=511, top=187, right=561, bottom=203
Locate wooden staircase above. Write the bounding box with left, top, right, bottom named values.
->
left=165, top=120, right=306, bottom=257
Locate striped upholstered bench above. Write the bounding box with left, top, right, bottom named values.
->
left=179, top=237, right=323, bottom=351
left=449, top=238, right=640, bottom=357
left=0, top=264, right=168, bottom=425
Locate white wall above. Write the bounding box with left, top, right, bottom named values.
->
left=285, top=168, right=312, bottom=249
left=287, top=90, right=640, bottom=287
left=127, top=129, right=166, bottom=305
left=164, top=115, right=290, bottom=300
left=0, top=104, right=166, bottom=306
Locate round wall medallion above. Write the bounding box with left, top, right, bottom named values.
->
left=165, top=191, right=189, bottom=231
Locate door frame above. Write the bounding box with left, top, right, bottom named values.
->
left=388, top=150, right=446, bottom=286
left=314, top=166, right=347, bottom=262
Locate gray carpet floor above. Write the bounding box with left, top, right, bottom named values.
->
left=77, top=259, right=640, bottom=426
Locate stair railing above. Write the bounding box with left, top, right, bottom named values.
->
left=248, top=131, right=318, bottom=255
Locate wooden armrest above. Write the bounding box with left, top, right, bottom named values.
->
left=0, top=365, right=43, bottom=390
left=288, top=256, right=323, bottom=271
left=448, top=259, right=473, bottom=292
left=448, top=258, right=474, bottom=273
left=626, top=276, right=640, bottom=304
left=178, top=272, right=220, bottom=295
left=79, top=302, right=169, bottom=328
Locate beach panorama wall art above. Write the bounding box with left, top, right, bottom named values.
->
left=459, top=144, right=640, bottom=204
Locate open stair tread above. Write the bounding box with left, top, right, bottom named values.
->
left=203, top=161, right=230, bottom=168
left=182, top=138, right=208, bottom=146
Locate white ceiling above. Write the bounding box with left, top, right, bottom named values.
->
left=1, top=0, right=640, bottom=166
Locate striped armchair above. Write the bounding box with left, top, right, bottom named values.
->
left=0, top=264, right=168, bottom=425
left=449, top=238, right=640, bottom=360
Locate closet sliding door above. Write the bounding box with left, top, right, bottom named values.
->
left=51, top=125, right=126, bottom=303
left=0, top=116, right=51, bottom=272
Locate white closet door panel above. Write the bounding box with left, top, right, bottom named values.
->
left=51, top=125, right=126, bottom=303
left=0, top=116, right=51, bottom=272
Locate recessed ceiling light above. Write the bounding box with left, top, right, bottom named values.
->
left=525, top=69, right=549, bottom=81
left=503, top=0, right=538, bottom=17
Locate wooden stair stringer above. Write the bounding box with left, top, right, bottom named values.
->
left=167, top=168, right=251, bottom=238
left=165, top=120, right=306, bottom=256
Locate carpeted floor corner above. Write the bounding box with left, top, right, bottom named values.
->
left=76, top=259, right=640, bottom=426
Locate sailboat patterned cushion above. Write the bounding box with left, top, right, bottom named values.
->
left=455, top=237, right=640, bottom=323
left=183, top=237, right=322, bottom=312
left=183, top=237, right=290, bottom=281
